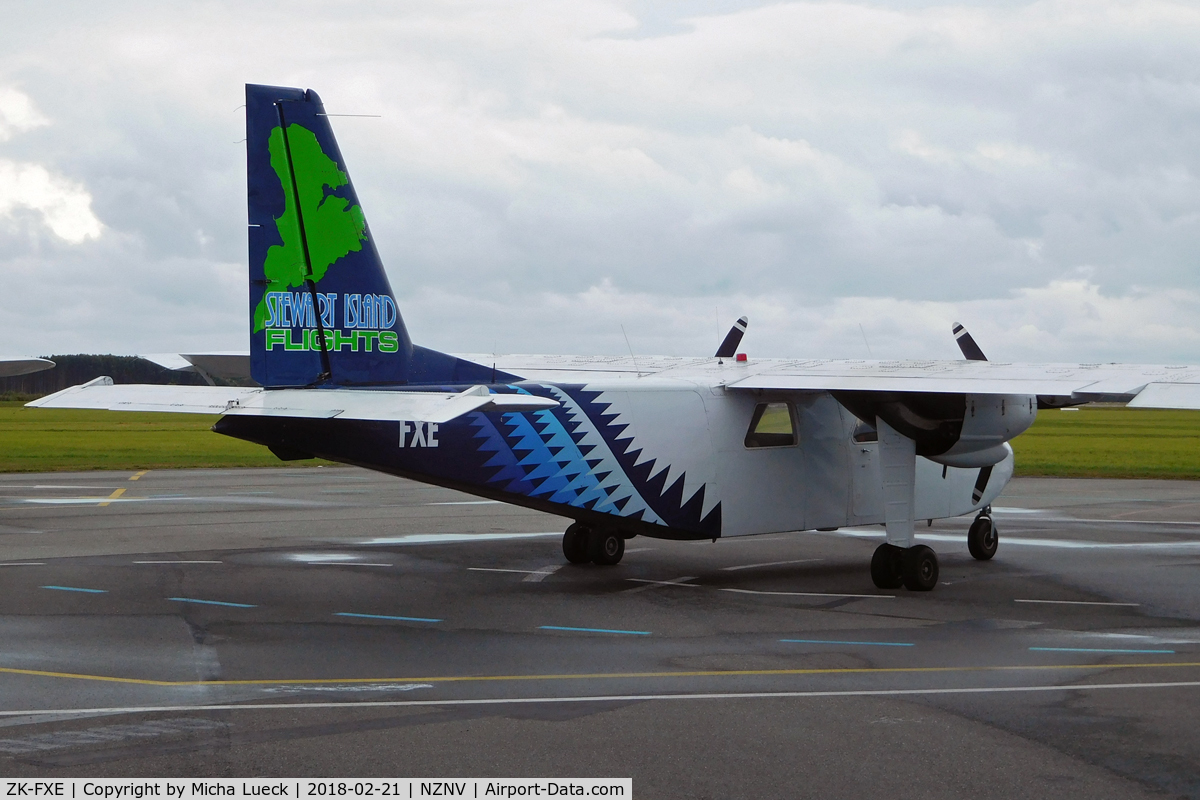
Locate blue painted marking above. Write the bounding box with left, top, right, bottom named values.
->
left=335, top=612, right=442, bottom=623
left=539, top=625, right=651, bottom=636
left=781, top=639, right=914, bottom=647
left=1029, top=646, right=1175, bottom=654
left=167, top=597, right=256, bottom=608
left=41, top=585, right=107, bottom=594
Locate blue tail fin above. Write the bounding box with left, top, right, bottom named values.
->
left=246, top=84, right=413, bottom=388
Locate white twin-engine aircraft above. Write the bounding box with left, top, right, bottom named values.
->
left=28, top=84, right=1200, bottom=592
left=0, top=357, right=54, bottom=378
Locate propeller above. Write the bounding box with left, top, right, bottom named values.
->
left=952, top=322, right=987, bottom=361
left=952, top=323, right=998, bottom=506
left=716, top=316, right=749, bottom=359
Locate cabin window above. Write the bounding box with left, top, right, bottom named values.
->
left=744, top=402, right=797, bottom=448
left=852, top=419, right=878, bottom=443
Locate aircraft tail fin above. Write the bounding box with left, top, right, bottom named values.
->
left=246, top=84, right=413, bottom=388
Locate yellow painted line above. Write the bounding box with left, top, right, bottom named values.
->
left=1, top=660, right=1198, bottom=688
left=129, top=470, right=149, bottom=481
left=0, top=667, right=177, bottom=686
left=98, top=487, right=126, bottom=507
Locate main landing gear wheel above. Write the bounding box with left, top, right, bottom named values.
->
left=562, top=523, right=591, bottom=564
left=967, top=514, right=998, bottom=561
left=870, top=544, right=904, bottom=589
left=589, top=529, right=625, bottom=566
left=901, top=545, right=939, bottom=592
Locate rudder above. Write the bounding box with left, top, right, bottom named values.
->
left=246, top=84, right=413, bottom=387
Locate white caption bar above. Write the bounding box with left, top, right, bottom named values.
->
left=1, top=780, right=631, bottom=800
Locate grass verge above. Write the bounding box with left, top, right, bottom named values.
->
left=1011, top=406, right=1200, bottom=479
left=0, top=401, right=332, bottom=472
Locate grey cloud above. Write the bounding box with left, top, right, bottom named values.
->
left=1, top=0, right=1198, bottom=362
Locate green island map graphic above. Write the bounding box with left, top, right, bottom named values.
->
left=253, top=123, right=368, bottom=333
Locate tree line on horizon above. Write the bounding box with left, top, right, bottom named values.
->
left=0, top=355, right=217, bottom=399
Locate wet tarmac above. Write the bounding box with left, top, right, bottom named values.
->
left=1, top=468, right=1200, bottom=798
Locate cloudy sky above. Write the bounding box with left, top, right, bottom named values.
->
left=2, top=0, right=1199, bottom=364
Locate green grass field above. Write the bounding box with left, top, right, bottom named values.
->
left=2, top=400, right=1199, bottom=478
left=1011, top=406, right=1200, bottom=479
left=0, top=401, right=330, bottom=472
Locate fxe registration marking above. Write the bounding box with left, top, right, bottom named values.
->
left=399, top=421, right=439, bottom=448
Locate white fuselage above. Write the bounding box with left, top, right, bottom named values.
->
left=490, top=363, right=1012, bottom=539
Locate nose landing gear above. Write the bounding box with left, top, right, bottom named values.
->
left=967, top=508, right=998, bottom=560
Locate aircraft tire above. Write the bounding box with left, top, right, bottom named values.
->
left=562, top=523, right=591, bottom=564
left=901, top=545, right=939, bottom=592
left=967, top=516, right=997, bottom=561
left=870, top=543, right=904, bottom=589
left=589, top=530, right=625, bottom=566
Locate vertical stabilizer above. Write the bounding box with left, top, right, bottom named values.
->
left=246, top=84, right=413, bottom=388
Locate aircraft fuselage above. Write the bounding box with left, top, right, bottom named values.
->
left=214, top=379, right=1010, bottom=542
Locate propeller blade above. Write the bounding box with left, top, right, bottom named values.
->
left=952, top=322, right=987, bottom=361
left=716, top=316, right=749, bottom=359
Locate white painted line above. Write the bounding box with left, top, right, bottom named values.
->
left=427, top=500, right=502, bottom=506
left=721, top=559, right=823, bottom=571
left=362, top=532, right=561, bottom=545
left=1020, top=517, right=1200, bottom=528
left=0, top=717, right=227, bottom=754
left=522, top=565, right=562, bottom=583
left=7, top=680, right=1200, bottom=717
left=0, top=563, right=45, bottom=567
left=16, top=496, right=330, bottom=508
left=721, top=588, right=893, bottom=599
left=626, top=577, right=700, bottom=587
left=22, top=497, right=149, bottom=505
left=260, top=683, right=433, bottom=694
left=469, top=567, right=543, bottom=575
left=133, top=561, right=222, bottom=565
left=624, top=547, right=656, bottom=553
left=286, top=553, right=363, bottom=563
left=1015, top=599, right=1140, bottom=607
left=306, top=562, right=393, bottom=568
left=0, top=485, right=120, bottom=490
left=831, top=530, right=1200, bottom=550
left=623, top=577, right=700, bottom=594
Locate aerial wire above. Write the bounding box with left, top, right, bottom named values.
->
left=859, top=323, right=873, bottom=357
left=621, top=325, right=644, bottom=377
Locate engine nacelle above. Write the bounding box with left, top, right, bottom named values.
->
left=929, top=442, right=1012, bottom=468
left=833, top=391, right=1036, bottom=466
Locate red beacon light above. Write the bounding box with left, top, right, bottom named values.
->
left=735, top=353, right=747, bottom=362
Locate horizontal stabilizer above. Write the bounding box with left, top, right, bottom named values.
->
left=26, top=377, right=249, bottom=413
left=27, top=378, right=557, bottom=423
left=223, top=385, right=557, bottom=424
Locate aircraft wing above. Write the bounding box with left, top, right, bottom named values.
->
left=139, top=352, right=253, bottom=384
left=0, top=357, right=55, bottom=378
left=723, top=359, right=1200, bottom=407
left=26, top=377, right=558, bottom=423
